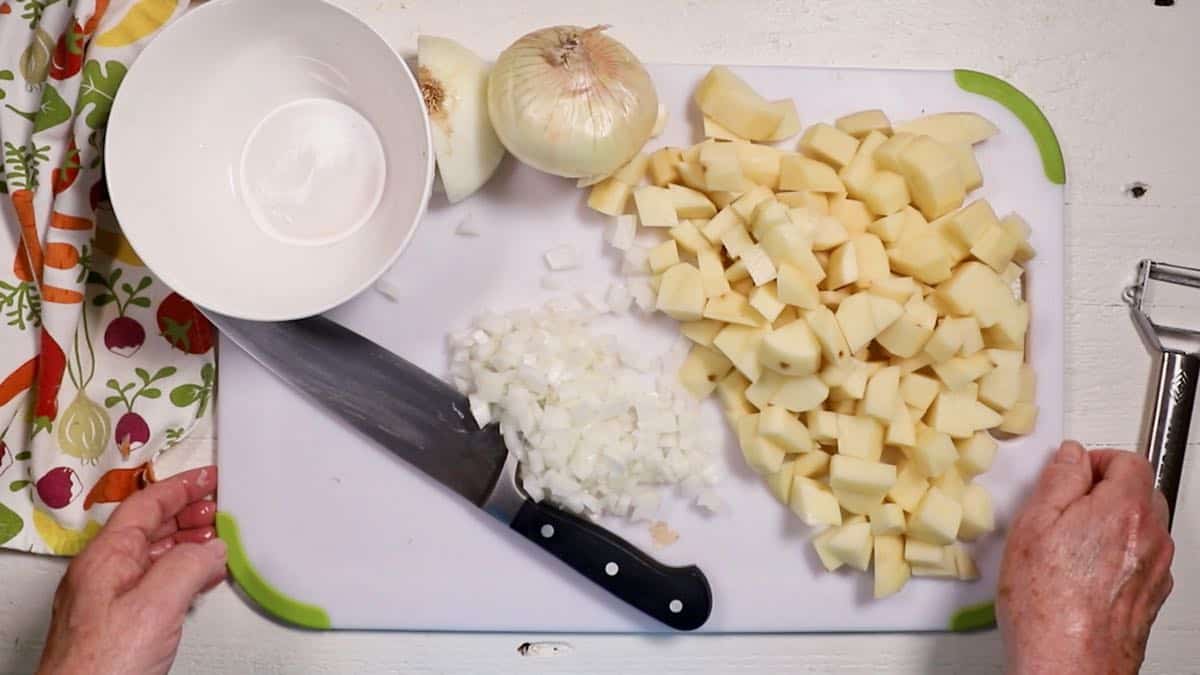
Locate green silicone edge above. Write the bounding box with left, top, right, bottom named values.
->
left=216, top=512, right=331, bottom=629
left=953, top=69, right=1066, bottom=185
left=948, top=600, right=997, bottom=632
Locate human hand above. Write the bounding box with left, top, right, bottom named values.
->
left=37, top=466, right=226, bottom=675
left=998, top=442, right=1174, bottom=675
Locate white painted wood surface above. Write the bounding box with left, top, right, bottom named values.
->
left=2, top=0, right=1198, bottom=671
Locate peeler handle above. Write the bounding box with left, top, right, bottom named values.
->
left=1143, top=350, right=1199, bottom=529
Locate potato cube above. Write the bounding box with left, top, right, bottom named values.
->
left=759, top=319, right=822, bottom=377
left=953, top=544, right=980, bottom=581
left=945, top=317, right=984, bottom=356
left=680, top=319, right=725, bottom=347
left=1000, top=214, right=1037, bottom=264
left=743, top=371, right=783, bottom=410
left=759, top=224, right=812, bottom=271
left=674, top=159, right=708, bottom=191
left=932, top=353, right=995, bottom=391
left=901, top=372, right=940, bottom=412
left=908, top=486, right=963, bottom=545
left=655, top=262, right=706, bottom=321
left=648, top=240, right=681, bottom=274
left=648, top=147, right=683, bottom=186
left=612, top=152, right=650, bottom=185
left=853, top=233, right=890, bottom=288
left=777, top=190, right=830, bottom=215
left=800, top=123, right=860, bottom=169
left=932, top=464, right=967, bottom=501
left=979, top=364, right=1021, bottom=412
left=956, top=431, right=998, bottom=478
left=828, top=521, right=874, bottom=571
left=909, top=543, right=957, bottom=577
left=703, top=115, right=743, bottom=141
left=873, top=132, right=917, bottom=173
left=777, top=264, right=821, bottom=310
left=947, top=141, right=983, bottom=192
left=697, top=248, right=731, bottom=299
left=633, top=185, right=680, bottom=228
left=912, top=426, right=958, bottom=478
left=678, top=345, right=735, bottom=398
left=904, top=538, right=948, bottom=567
left=874, top=534, right=911, bottom=598
left=713, top=323, right=769, bottom=381
left=886, top=402, right=918, bottom=448
left=742, top=284, right=783, bottom=324
left=729, top=185, right=773, bottom=222
left=824, top=240, right=859, bottom=290
left=998, top=401, right=1038, bottom=435
left=742, top=245, right=778, bottom=287
left=896, top=112, right=999, bottom=145
left=779, top=155, right=846, bottom=193
left=982, top=301, right=1030, bottom=349
left=737, top=414, right=788, bottom=475
left=667, top=184, right=717, bottom=219
left=790, top=476, right=843, bottom=527
left=804, top=306, right=851, bottom=361
left=812, top=527, right=845, bottom=571
left=877, top=297, right=937, bottom=358
left=928, top=391, right=978, bottom=439
left=924, top=320, right=964, bottom=364
left=704, top=291, right=765, bottom=327
left=588, top=177, right=633, bottom=215
left=716, top=370, right=755, bottom=417
left=771, top=375, right=830, bottom=412
left=839, top=131, right=888, bottom=196
left=806, top=409, right=839, bottom=444
left=721, top=224, right=755, bottom=259
left=898, top=136, right=965, bottom=220
left=1018, top=364, right=1037, bottom=403
left=810, top=215, right=849, bottom=252
left=888, top=233, right=953, bottom=284
left=830, top=197, right=874, bottom=234
left=759, top=405, right=815, bottom=453
left=734, top=142, right=784, bottom=189
left=862, top=170, right=911, bottom=216
left=958, top=484, right=995, bottom=540
left=862, top=366, right=901, bottom=422
left=831, top=454, right=897, bottom=495
left=836, top=414, right=884, bottom=461
left=765, top=458, right=797, bottom=504
left=869, top=275, right=919, bottom=304
left=869, top=503, right=907, bottom=535
left=866, top=214, right=902, bottom=246
left=836, top=109, right=892, bottom=138
left=765, top=100, right=802, bottom=142
left=969, top=224, right=1020, bottom=274
left=702, top=206, right=742, bottom=243
left=700, top=141, right=745, bottom=192
left=751, top=199, right=791, bottom=239
left=670, top=220, right=713, bottom=255
left=694, top=66, right=784, bottom=140
left=888, top=460, right=930, bottom=512
left=794, top=449, right=832, bottom=478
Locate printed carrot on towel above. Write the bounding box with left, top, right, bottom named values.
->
left=12, top=190, right=42, bottom=282
left=0, top=357, right=37, bottom=407
left=41, top=285, right=84, bottom=304
left=44, top=242, right=79, bottom=270
left=50, top=211, right=92, bottom=230
left=83, top=463, right=153, bottom=509
left=33, top=333, right=67, bottom=431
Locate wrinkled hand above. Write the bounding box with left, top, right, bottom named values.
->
left=37, top=466, right=226, bottom=675
left=998, top=442, right=1174, bottom=675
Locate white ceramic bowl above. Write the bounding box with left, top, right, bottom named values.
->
left=107, top=0, right=433, bottom=320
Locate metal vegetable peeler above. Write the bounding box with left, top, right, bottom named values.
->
left=1125, top=260, right=1200, bottom=528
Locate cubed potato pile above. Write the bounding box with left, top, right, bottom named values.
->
left=583, top=66, right=1039, bottom=599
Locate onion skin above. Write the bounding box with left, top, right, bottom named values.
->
left=488, top=25, right=658, bottom=178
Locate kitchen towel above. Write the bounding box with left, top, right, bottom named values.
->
left=0, top=0, right=213, bottom=555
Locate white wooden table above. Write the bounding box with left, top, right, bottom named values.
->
left=3, top=0, right=1199, bottom=672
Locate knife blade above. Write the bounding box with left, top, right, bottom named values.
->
left=208, top=312, right=712, bottom=631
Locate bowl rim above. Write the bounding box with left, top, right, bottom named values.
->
left=105, top=0, right=434, bottom=322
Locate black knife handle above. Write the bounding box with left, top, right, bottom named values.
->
left=510, top=500, right=712, bottom=631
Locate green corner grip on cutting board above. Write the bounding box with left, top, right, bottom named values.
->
left=216, top=512, right=332, bottom=629
left=948, top=600, right=997, bottom=632
left=954, top=69, right=1066, bottom=186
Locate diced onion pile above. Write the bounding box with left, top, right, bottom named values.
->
left=448, top=299, right=723, bottom=520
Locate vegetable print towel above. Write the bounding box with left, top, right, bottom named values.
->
left=0, top=0, right=213, bottom=555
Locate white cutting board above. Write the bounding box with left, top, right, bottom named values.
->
left=215, top=64, right=1064, bottom=632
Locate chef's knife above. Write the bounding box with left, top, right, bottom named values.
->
left=207, top=312, right=712, bottom=631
